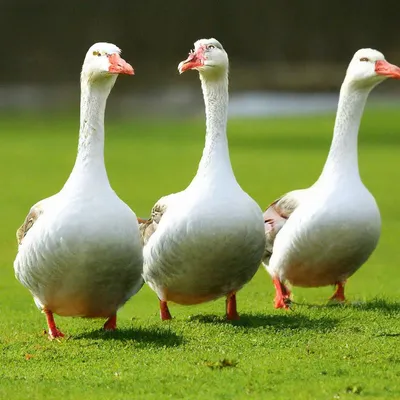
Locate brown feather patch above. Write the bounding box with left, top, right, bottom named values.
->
left=138, top=200, right=169, bottom=245
left=262, top=193, right=301, bottom=264
left=16, top=205, right=44, bottom=245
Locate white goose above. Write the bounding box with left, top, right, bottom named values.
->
left=14, top=43, right=144, bottom=339
left=141, top=38, right=266, bottom=320
left=263, top=49, right=400, bottom=308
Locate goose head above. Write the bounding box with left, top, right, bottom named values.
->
left=345, top=48, right=400, bottom=89
left=178, top=38, right=228, bottom=79
left=81, top=42, right=134, bottom=84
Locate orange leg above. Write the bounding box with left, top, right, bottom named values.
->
left=103, top=314, right=117, bottom=331
left=160, top=300, right=172, bottom=321
left=44, top=309, right=64, bottom=340
left=272, top=278, right=291, bottom=309
left=329, top=281, right=346, bottom=302
left=226, top=292, right=240, bottom=320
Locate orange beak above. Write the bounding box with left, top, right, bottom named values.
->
left=375, top=60, right=400, bottom=79
left=178, top=47, right=206, bottom=74
left=108, top=53, right=134, bottom=75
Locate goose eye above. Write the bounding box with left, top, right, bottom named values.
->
left=207, top=44, right=215, bottom=50
left=359, top=57, right=369, bottom=62
left=92, top=51, right=101, bottom=57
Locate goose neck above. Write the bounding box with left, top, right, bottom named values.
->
left=195, top=73, right=233, bottom=181
left=66, top=77, right=115, bottom=189
left=317, top=82, right=371, bottom=184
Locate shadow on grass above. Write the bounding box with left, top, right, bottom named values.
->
left=290, top=298, right=400, bottom=314
left=375, top=332, right=400, bottom=338
left=347, top=298, right=400, bottom=314
left=72, top=326, right=184, bottom=347
left=189, top=313, right=338, bottom=331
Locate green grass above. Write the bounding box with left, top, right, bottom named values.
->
left=1, top=108, right=400, bottom=399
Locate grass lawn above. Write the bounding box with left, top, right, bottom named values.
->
left=0, top=108, right=399, bottom=399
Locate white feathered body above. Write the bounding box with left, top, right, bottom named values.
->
left=143, top=178, right=266, bottom=305
left=266, top=178, right=381, bottom=287
left=14, top=185, right=143, bottom=317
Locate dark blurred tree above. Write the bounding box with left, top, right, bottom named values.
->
left=1, top=0, right=399, bottom=90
